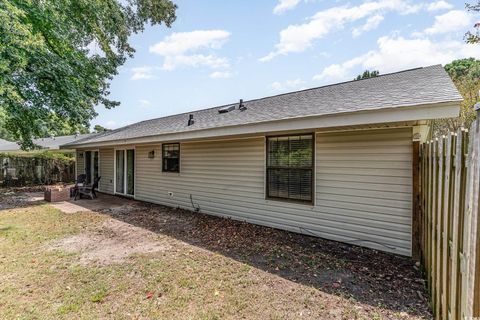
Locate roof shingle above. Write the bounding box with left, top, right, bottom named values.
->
left=0, top=134, right=97, bottom=151
left=65, top=65, right=462, bottom=147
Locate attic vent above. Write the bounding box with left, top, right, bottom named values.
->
left=187, top=114, right=195, bottom=126
left=218, top=105, right=236, bottom=114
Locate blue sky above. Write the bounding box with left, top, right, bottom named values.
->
left=92, top=0, right=480, bottom=129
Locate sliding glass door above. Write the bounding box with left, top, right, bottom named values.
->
left=126, top=150, right=135, bottom=195
left=115, top=149, right=134, bottom=196
left=85, top=151, right=99, bottom=185
left=115, top=150, right=125, bottom=194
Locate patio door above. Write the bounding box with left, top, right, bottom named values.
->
left=85, top=151, right=99, bottom=185
left=115, top=149, right=134, bottom=196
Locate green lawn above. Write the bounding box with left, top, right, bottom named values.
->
left=0, top=196, right=431, bottom=319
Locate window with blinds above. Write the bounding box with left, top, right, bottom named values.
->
left=266, top=134, right=313, bottom=204
left=162, top=143, right=180, bottom=172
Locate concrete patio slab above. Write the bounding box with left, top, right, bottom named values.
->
left=50, top=193, right=136, bottom=214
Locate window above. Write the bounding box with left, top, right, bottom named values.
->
left=266, top=134, right=313, bottom=203
left=162, top=143, right=180, bottom=172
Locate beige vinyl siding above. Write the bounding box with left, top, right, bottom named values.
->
left=99, top=148, right=114, bottom=194
left=76, top=150, right=85, bottom=177
left=134, top=127, right=413, bottom=256
left=315, top=128, right=412, bottom=255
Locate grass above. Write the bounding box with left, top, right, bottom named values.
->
left=0, top=201, right=429, bottom=319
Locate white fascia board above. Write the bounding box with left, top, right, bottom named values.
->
left=65, top=102, right=460, bottom=149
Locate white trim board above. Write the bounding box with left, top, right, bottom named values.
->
left=113, top=147, right=136, bottom=197
left=65, top=102, right=459, bottom=149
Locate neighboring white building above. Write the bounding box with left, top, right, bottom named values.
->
left=62, top=65, right=462, bottom=257
left=0, top=134, right=96, bottom=152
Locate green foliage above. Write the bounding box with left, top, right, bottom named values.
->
left=0, top=107, right=14, bottom=141
left=0, top=150, right=74, bottom=161
left=465, top=1, right=480, bottom=44
left=93, top=124, right=110, bottom=133
left=434, top=58, right=480, bottom=135
left=0, top=0, right=176, bottom=150
left=354, top=70, right=380, bottom=81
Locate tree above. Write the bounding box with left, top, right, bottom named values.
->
left=465, top=1, right=480, bottom=43
left=0, top=107, right=14, bottom=141
left=354, top=70, right=380, bottom=81
left=433, top=58, right=480, bottom=135
left=93, top=124, right=110, bottom=133
left=0, top=0, right=176, bottom=149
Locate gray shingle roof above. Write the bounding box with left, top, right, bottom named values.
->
left=0, top=139, right=19, bottom=151
left=65, top=65, right=462, bottom=147
left=0, top=134, right=97, bottom=151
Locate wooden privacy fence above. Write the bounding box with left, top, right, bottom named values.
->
left=419, top=116, right=480, bottom=319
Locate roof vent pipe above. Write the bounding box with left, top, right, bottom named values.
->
left=187, top=114, right=195, bottom=126
left=239, top=99, right=247, bottom=111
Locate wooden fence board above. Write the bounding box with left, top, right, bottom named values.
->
left=461, top=122, right=476, bottom=319
left=449, top=130, right=463, bottom=320
left=428, top=141, right=433, bottom=293
left=436, top=138, right=444, bottom=319
left=432, top=139, right=438, bottom=311
left=442, top=133, right=453, bottom=320
left=466, top=119, right=480, bottom=317
left=420, top=125, right=479, bottom=320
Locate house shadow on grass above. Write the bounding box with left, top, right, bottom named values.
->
left=71, top=193, right=431, bottom=317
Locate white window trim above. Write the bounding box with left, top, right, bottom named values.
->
left=113, top=147, right=136, bottom=197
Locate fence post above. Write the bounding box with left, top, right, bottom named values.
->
left=469, top=104, right=480, bottom=317
left=460, top=118, right=477, bottom=319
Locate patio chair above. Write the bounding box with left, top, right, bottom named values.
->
left=75, top=176, right=101, bottom=200
left=71, top=174, right=87, bottom=198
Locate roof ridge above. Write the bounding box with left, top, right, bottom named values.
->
left=66, top=64, right=455, bottom=147
left=108, top=65, right=441, bottom=129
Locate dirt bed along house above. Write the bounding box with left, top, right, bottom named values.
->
left=0, top=190, right=431, bottom=319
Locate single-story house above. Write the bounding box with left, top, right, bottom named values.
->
left=62, top=65, right=462, bottom=257
left=0, top=134, right=97, bottom=153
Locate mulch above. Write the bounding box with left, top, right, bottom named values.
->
left=100, top=201, right=432, bottom=318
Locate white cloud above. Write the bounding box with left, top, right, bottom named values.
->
left=162, top=54, right=229, bottom=71
left=105, top=120, right=117, bottom=128
left=270, top=78, right=306, bottom=91
left=313, top=36, right=480, bottom=82
left=259, top=52, right=278, bottom=63
left=210, top=71, right=232, bottom=79
left=352, top=14, right=384, bottom=37
left=149, top=30, right=231, bottom=71
left=149, top=30, right=230, bottom=56
left=273, top=0, right=301, bottom=14
left=103, top=120, right=132, bottom=130
left=361, top=37, right=480, bottom=72
left=131, top=66, right=155, bottom=80
left=423, top=10, right=474, bottom=35
left=313, top=56, right=365, bottom=81
left=427, top=1, right=453, bottom=12
left=85, top=40, right=104, bottom=57
left=139, top=99, right=151, bottom=107
left=260, top=0, right=426, bottom=61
